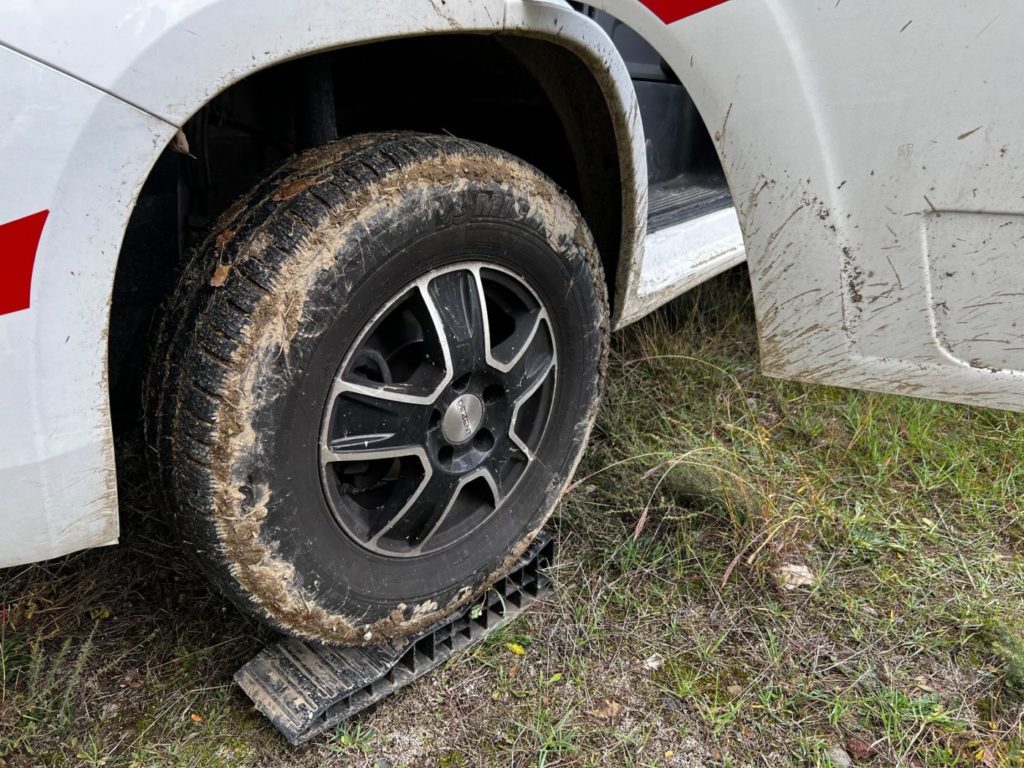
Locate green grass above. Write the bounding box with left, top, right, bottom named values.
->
left=3, top=266, right=1024, bottom=766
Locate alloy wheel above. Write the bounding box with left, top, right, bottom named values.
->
left=319, top=263, right=557, bottom=557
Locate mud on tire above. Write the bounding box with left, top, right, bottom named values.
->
left=145, top=133, right=608, bottom=644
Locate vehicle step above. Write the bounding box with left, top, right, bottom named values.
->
left=234, top=533, right=555, bottom=745
left=648, top=173, right=732, bottom=233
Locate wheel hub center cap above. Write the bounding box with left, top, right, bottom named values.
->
left=442, top=393, right=484, bottom=444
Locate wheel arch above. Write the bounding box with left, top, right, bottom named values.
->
left=110, top=5, right=647, bottom=408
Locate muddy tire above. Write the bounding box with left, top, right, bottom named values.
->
left=145, top=133, right=608, bottom=644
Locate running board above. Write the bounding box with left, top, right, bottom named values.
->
left=617, top=205, right=747, bottom=328
left=235, top=533, right=555, bottom=745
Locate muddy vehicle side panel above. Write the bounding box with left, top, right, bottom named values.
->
left=602, top=0, right=1024, bottom=410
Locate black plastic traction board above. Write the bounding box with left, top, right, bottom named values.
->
left=235, top=533, right=554, bottom=745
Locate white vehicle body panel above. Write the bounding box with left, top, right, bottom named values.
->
left=589, top=0, right=1024, bottom=411
left=0, top=46, right=175, bottom=566
left=2, top=0, right=1023, bottom=566
left=0, top=0, right=506, bottom=125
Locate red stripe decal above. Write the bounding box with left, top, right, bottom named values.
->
left=0, top=210, right=49, bottom=316
left=640, top=0, right=730, bottom=24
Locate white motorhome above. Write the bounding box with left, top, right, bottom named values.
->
left=2, top=0, right=1021, bottom=643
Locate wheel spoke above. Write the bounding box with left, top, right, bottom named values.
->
left=369, top=468, right=461, bottom=547
left=334, top=283, right=450, bottom=402
left=323, top=447, right=432, bottom=543
left=485, top=305, right=548, bottom=374
left=501, top=315, right=555, bottom=401
left=481, top=435, right=531, bottom=497
left=413, top=468, right=500, bottom=553
left=422, top=270, right=488, bottom=376
left=506, top=325, right=556, bottom=463
left=321, top=387, right=435, bottom=462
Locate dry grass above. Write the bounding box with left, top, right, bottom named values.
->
left=3, top=266, right=1024, bottom=767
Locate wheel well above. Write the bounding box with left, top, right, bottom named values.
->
left=109, top=34, right=624, bottom=423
